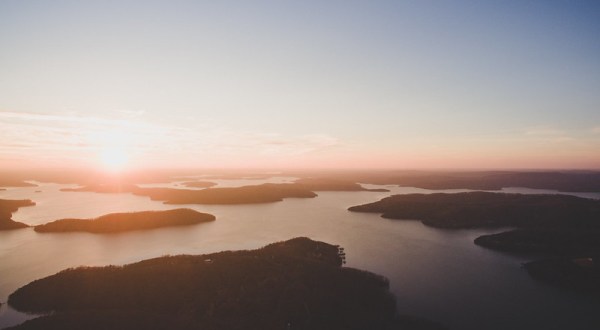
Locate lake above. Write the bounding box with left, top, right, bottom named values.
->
left=1, top=181, right=599, bottom=329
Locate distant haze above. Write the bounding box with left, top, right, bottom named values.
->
left=1, top=1, right=599, bottom=170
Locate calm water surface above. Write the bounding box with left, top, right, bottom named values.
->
left=1, top=182, right=599, bottom=329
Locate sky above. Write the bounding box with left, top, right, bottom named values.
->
left=1, top=0, right=599, bottom=170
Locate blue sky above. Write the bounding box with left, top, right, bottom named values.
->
left=1, top=1, right=599, bottom=169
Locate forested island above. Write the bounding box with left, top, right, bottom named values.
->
left=348, top=192, right=600, bottom=229
left=0, top=199, right=35, bottom=230
left=475, top=229, right=600, bottom=297
left=62, top=183, right=317, bottom=204
left=7, top=237, right=443, bottom=330
left=137, top=183, right=318, bottom=204
left=349, top=192, right=600, bottom=296
left=61, top=179, right=388, bottom=205
left=34, top=209, right=215, bottom=233
left=474, top=229, right=600, bottom=255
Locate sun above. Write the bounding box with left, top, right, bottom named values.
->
left=89, top=126, right=134, bottom=172
left=100, top=148, right=129, bottom=172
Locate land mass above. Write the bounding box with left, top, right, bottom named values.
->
left=474, top=229, right=600, bottom=256
left=6, top=169, right=600, bottom=192
left=475, top=229, right=600, bottom=297
left=0, top=199, right=35, bottom=230
left=179, top=181, right=217, bottom=188
left=350, top=192, right=600, bottom=296
left=34, top=209, right=215, bottom=233
left=297, top=170, right=600, bottom=192
left=0, top=178, right=36, bottom=188
left=134, top=183, right=318, bottom=204
left=293, top=178, right=389, bottom=192
left=61, top=183, right=139, bottom=194
left=61, top=179, right=388, bottom=205
left=7, top=237, right=443, bottom=330
left=62, top=183, right=317, bottom=204
left=348, top=192, right=600, bottom=229
left=523, top=257, right=600, bottom=297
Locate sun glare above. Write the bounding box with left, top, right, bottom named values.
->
left=89, top=126, right=136, bottom=172
left=100, top=148, right=129, bottom=172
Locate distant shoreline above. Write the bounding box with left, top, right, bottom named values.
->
left=59, top=178, right=390, bottom=205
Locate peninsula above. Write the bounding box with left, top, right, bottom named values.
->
left=7, top=237, right=443, bottom=330
left=179, top=181, right=217, bottom=188
left=0, top=178, right=36, bottom=188
left=61, top=183, right=139, bottom=194
left=523, top=257, right=600, bottom=297
left=473, top=229, right=600, bottom=256
left=348, top=192, right=600, bottom=229
left=350, top=191, right=600, bottom=296
left=474, top=228, right=600, bottom=297
left=293, top=178, right=389, bottom=192
left=34, top=209, right=215, bottom=233
left=0, top=199, right=35, bottom=230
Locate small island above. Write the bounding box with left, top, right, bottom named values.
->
left=34, top=209, right=215, bottom=233
left=7, top=237, right=443, bottom=330
left=0, top=199, right=35, bottom=230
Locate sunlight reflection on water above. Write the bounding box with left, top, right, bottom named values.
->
left=1, top=182, right=599, bottom=329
